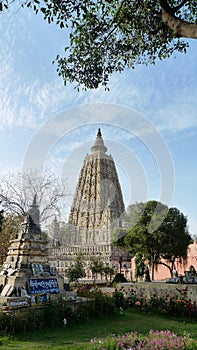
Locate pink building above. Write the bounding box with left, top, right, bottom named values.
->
left=132, top=241, right=197, bottom=281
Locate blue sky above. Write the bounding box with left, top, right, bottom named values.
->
left=0, top=7, right=197, bottom=235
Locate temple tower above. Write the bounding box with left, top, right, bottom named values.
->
left=68, top=128, right=125, bottom=245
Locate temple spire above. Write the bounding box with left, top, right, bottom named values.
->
left=91, top=128, right=107, bottom=154
left=27, top=194, right=41, bottom=236
left=33, top=193, right=37, bottom=206
left=68, top=128, right=125, bottom=245
left=97, top=128, right=102, bottom=137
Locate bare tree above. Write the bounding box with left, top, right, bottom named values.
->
left=0, top=169, right=69, bottom=224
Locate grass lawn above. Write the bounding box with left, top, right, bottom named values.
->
left=0, top=309, right=196, bottom=349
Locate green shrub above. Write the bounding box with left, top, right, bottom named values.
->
left=76, top=283, right=93, bottom=297
left=94, top=293, right=115, bottom=316
left=0, top=336, right=10, bottom=346
left=111, top=273, right=128, bottom=286
left=0, top=289, right=116, bottom=335
left=122, top=286, right=197, bottom=320
left=0, top=300, right=77, bottom=334
left=112, top=289, right=125, bottom=308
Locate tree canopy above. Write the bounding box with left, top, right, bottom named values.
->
left=113, top=200, right=192, bottom=280
left=1, top=0, right=196, bottom=89
left=66, top=253, right=86, bottom=282
left=89, top=256, right=104, bottom=281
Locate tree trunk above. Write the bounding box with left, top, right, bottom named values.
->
left=170, top=258, right=176, bottom=276
left=151, top=260, right=154, bottom=281
left=161, top=6, right=197, bottom=39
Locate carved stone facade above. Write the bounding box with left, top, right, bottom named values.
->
left=48, top=129, right=131, bottom=279
left=67, top=128, right=125, bottom=244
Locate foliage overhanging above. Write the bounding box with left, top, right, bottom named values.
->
left=0, top=0, right=196, bottom=88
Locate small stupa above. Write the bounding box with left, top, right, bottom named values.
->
left=0, top=195, right=64, bottom=308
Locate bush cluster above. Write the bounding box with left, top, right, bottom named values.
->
left=0, top=292, right=115, bottom=335
left=75, top=283, right=96, bottom=297
left=0, top=284, right=196, bottom=338
left=76, top=284, right=116, bottom=316
left=73, top=283, right=197, bottom=320
left=111, top=273, right=128, bottom=286
left=120, top=286, right=197, bottom=319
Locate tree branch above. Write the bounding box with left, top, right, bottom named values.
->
left=100, top=0, right=127, bottom=44
left=156, top=260, right=172, bottom=273
left=160, top=2, right=197, bottom=39
left=160, top=0, right=189, bottom=14
left=172, top=0, right=189, bottom=13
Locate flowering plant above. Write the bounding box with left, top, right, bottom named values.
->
left=122, top=286, right=197, bottom=319
left=87, top=330, right=196, bottom=349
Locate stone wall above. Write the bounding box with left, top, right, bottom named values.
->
left=117, top=282, right=197, bottom=303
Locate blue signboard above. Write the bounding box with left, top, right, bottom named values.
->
left=29, top=278, right=60, bottom=294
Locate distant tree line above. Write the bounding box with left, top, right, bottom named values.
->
left=66, top=253, right=115, bottom=283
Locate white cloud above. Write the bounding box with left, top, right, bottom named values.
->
left=0, top=67, right=79, bottom=129
left=153, top=100, right=197, bottom=134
